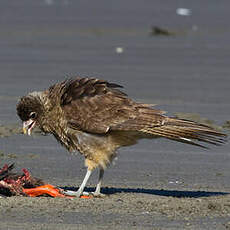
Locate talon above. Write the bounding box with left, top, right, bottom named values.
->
left=62, top=190, right=91, bottom=198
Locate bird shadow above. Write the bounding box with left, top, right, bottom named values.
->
left=61, top=186, right=229, bottom=198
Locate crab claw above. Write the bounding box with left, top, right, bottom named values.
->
left=23, top=184, right=66, bottom=197
left=23, top=184, right=91, bottom=198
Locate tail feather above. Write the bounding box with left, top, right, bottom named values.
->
left=140, top=117, right=227, bottom=147
left=112, top=112, right=227, bottom=147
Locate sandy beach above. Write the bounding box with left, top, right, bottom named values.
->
left=0, top=1, right=229, bottom=229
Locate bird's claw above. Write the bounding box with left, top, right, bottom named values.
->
left=62, top=190, right=91, bottom=198
left=62, top=190, right=105, bottom=198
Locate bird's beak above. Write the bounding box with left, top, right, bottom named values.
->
left=23, top=119, right=36, bottom=136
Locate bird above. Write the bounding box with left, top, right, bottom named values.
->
left=17, top=77, right=227, bottom=197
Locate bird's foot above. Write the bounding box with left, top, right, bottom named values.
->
left=62, top=190, right=90, bottom=198
left=62, top=190, right=105, bottom=198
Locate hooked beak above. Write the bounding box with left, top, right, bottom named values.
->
left=23, top=119, right=36, bottom=136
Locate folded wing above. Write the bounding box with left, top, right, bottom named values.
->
left=48, top=77, right=226, bottom=147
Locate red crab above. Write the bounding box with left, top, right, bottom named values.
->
left=0, top=163, right=90, bottom=198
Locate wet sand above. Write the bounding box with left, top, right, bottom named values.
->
left=0, top=193, right=230, bottom=230
left=0, top=1, right=230, bottom=229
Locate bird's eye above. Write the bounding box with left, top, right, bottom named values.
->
left=29, top=112, right=37, bottom=119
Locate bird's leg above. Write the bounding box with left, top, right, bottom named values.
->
left=63, top=169, right=92, bottom=197
left=92, top=168, right=105, bottom=197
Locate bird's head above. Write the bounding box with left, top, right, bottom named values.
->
left=17, top=92, right=46, bottom=136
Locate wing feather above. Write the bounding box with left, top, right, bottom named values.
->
left=47, top=77, right=226, bottom=147
left=49, top=77, right=164, bottom=134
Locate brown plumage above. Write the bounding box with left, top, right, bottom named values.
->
left=16, top=77, right=227, bottom=197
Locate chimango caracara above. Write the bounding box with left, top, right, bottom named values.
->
left=17, top=77, right=226, bottom=197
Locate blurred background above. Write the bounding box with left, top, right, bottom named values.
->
left=0, top=0, right=229, bottom=124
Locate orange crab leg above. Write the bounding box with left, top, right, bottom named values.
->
left=23, top=184, right=90, bottom=198
left=23, top=184, right=66, bottom=197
